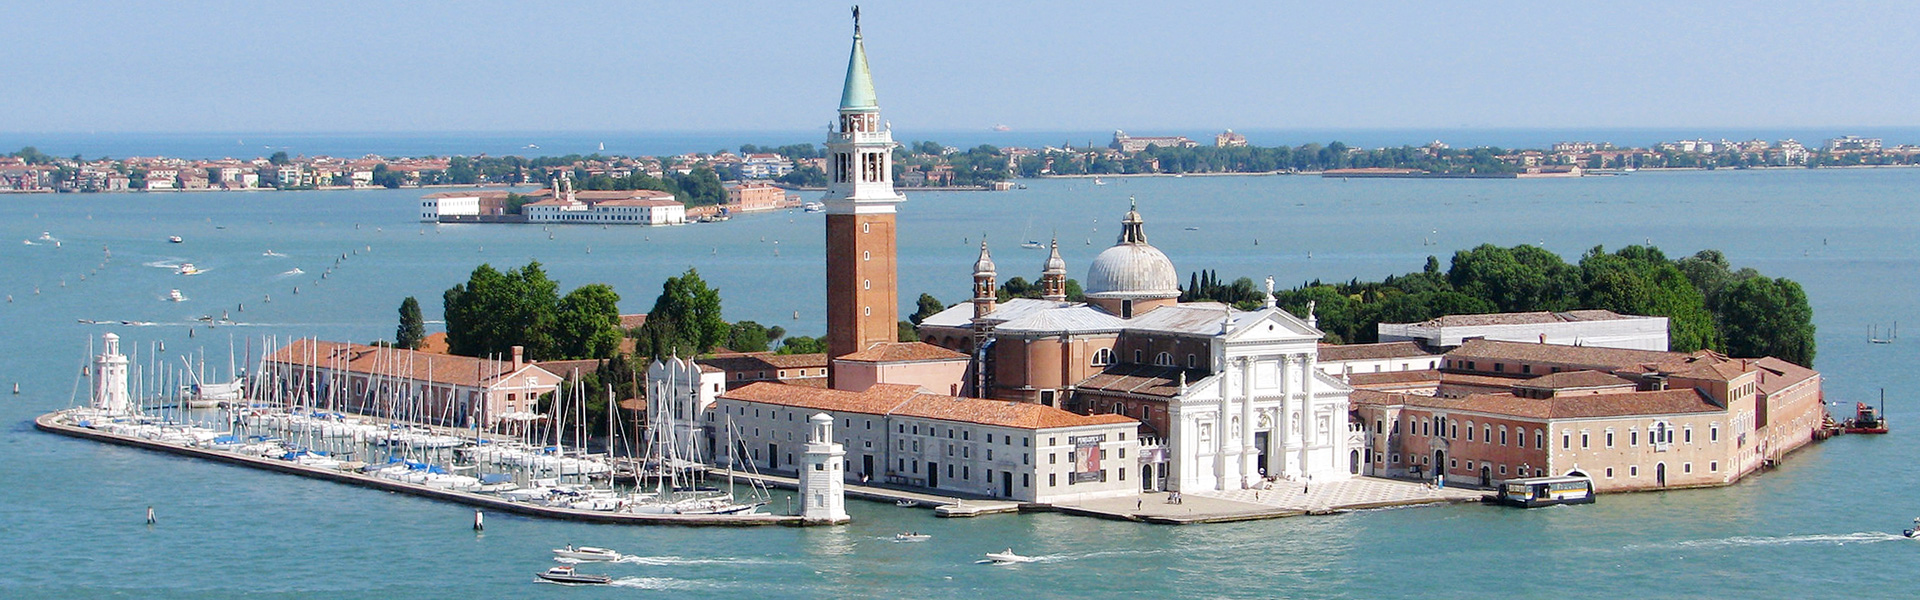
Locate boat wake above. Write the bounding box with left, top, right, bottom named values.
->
left=263, top=250, right=287, bottom=257
left=1630, top=531, right=1909, bottom=551
left=145, top=259, right=183, bottom=269
left=607, top=576, right=703, bottom=589
left=277, top=268, right=306, bottom=277
left=614, top=555, right=771, bottom=566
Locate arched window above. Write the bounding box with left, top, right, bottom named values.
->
left=1465, top=422, right=1475, bottom=441
left=1154, top=352, right=1173, bottom=366
left=1091, top=348, right=1113, bottom=367
left=1111, top=403, right=1124, bottom=415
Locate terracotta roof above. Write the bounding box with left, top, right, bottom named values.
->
left=1318, top=341, right=1434, bottom=362
left=835, top=342, right=967, bottom=363
left=266, top=338, right=554, bottom=388
left=697, top=352, right=829, bottom=374
left=1074, top=363, right=1206, bottom=398
left=1345, top=369, right=1443, bottom=388
left=1448, top=339, right=1685, bottom=370
left=720, top=382, right=1136, bottom=430
left=619, top=314, right=648, bottom=329
left=1512, top=370, right=1636, bottom=391
left=1750, top=357, right=1818, bottom=396
left=1353, top=388, right=1720, bottom=420
left=535, top=359, right=610, bottom=378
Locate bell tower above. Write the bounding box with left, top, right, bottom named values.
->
left=824, top=7, right=904, bottom=371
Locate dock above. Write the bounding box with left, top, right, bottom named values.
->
left=712, top=470, right=1025, bottom=517
left=34, top=411, right=804, bottom=527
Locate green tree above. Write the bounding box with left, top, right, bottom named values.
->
left=909, top=293, right=945, bottom=324
left=777, top=335, right=828, bottom=355
left=640, top=268, right=728, bottom=357
left=1719, top=276, right=1816, bottom=366
left=395, top=296, right=425, bottom=350
left=269, top=151, right=290, bottom=166
left=441, top=261, right=562, bottom=360
left=726, top=320, right=775, bottom=353
left=556, top=284, right=623, bottom=359
left=1447, top=244, right=1583, bottom=312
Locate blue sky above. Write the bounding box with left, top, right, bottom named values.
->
left=2, top=1, right=1915, bottom=133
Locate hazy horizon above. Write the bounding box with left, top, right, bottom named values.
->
left=2, top=1, right=1915, bottom=134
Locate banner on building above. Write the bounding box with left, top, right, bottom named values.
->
left=1071, top=434, right=1105, bottom=483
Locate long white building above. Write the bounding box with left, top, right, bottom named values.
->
left=1377, top=310, right=1669, bottom=351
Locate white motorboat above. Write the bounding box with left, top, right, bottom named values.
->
left=552, top=545, right=623, bottom=561
left=894, top=532, right=932, bottom=542
left=983, top=549, right=1036, bottom=564
left=168, top=235, right=183, bottom=243
left=536, top=565, right=611, bottom=585
left=1905, top=517, right=1920, bottom=539
left=166, top=289, right=185, bottom=302
left=176, top=263, right=204, bottom=275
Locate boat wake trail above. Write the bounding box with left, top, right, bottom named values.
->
left=1631, top=532, right=1909, bottom=551
left=617, top=555, right=771, bottom=566
left=276, top=268, right=305, bottom=277
left=608, top=577, right=703, bottom=589
left=145, top=259, right=182, bottom=269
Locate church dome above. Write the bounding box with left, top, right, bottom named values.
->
left=1084, top=203, right=1180, bottom=300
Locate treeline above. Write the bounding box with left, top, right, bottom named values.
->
left=1017, top=142, right=1521, bottom=176
left=1186, top=245, right=1815, bottom=366
left=438, top=261, right=626, bottom=361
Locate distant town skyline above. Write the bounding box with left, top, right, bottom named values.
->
left=2, top=1, right=1916, bottom=133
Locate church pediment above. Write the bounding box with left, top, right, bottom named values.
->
left=1223, top=308, right=1322, bottom=343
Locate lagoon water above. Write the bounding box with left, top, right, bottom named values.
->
left=2, top=169, right=1917, bottom=598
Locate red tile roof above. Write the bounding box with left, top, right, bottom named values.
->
left=266, top=338, right=554, bottom=388
left=1352, top=388, right=1720, bottom=420
left=1318, top=341, right=1434, bottom=362
left=834, top=342, right=967, bottom=363
left=1512, top=370, right=1636, bottom=391
left=721, top=382, right=1137, bottom=430
left=1449, top=339, right=1687, bottom=370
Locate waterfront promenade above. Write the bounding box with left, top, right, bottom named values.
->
left=1054, top=478, right=1484, bottom=524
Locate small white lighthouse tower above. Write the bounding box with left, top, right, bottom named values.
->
left=92, top=332, right=130, bottom=414
left=799, top=412, right=849, bottom=524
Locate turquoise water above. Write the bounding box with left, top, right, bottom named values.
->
left=2, top=169, right=1916, bottom=598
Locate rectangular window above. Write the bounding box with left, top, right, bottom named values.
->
left=1581, top=432, right=1589, bottom=449
left=1120, top=468, right=1127, bottom=481
left=1049, top=453, right=1057, bottom=465
left=1629, top=465, right=1639, bottom=477
left=1606, top=467, right=1614, bottom=478
left=1049, top=473, right=1057, bottom=487
left=1710, top=461, right=1719, bottom=472
left=1683, top=463, right=1693, bottom=474
left=1023, top=474, right=1030, bottom=488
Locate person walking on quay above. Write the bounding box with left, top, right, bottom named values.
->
left=1436, top=473, right=1446, bottom=489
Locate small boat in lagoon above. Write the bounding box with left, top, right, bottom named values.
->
left=553, top=545, right=624, bottom=561
left=982, top=549, right=1036, bottom=564
left=536, top=565, right=612, bottom=585
left=894, top=532, right=932, bottom=542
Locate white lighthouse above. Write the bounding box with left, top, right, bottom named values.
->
left=799, top=412, right=849, bottom=524
left=92, top=332, right=130, bottom=414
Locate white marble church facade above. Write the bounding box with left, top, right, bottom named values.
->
left=1163, top=306, right=1358, bottom=490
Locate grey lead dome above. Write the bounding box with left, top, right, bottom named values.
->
left=1084, top=205, right=1180, bottom=300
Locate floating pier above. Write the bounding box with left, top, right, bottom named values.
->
left=35, top=411, right=804, bottom=527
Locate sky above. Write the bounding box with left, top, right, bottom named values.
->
left=2, top=1, right=1916, bottom=134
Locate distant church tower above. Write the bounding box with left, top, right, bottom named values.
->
left=92, top=332, right=129, bottom=414
left=973, top=240, right=997, bottom=318
left=823, top=8, right=905, bottom=371
left=799, top=413, right=850, bottom=524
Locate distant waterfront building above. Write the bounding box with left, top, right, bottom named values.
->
left=721, top=180, right=788, bottom=213
left=420, top=191, right=482, bottom=221
left=1110, top=130, right=1198, bottom=153
left=1214, top=129, right=1248, bottom=148
left=740, top=153, right=795, bottom=179
left=262, top=340, right=563, bottom=427
left=1377, top=310, right=1669, bottom=352
left=1825, top=135, right=1883, bottom=153
left=1348, top=339, right=1824, bottom=492
left=523, top=180, right=685, bottom=225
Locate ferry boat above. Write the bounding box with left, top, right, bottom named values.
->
left=1489, top=475, right=1595, bottom=508
left=536, top=565, right=611, bottom=585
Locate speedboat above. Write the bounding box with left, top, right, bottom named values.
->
left=167, top=289, right=184, bottom=302
left=894, top=532, right=932, bottom=542
left=1905, top=517, right=1920, bottom=539
left=553, top=545, right=623, bottom=561
left=176, top=263, right=203, bottom=275
left=168, top=236, right=183, bottom=244
left=536, top=565, right=611, bottom=585
left=983, top=549, right=1036, bottom=564
left=895, top=499, right=918, bottom=508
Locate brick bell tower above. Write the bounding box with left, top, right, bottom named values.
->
left=824, top=7, right=904, bottom=378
